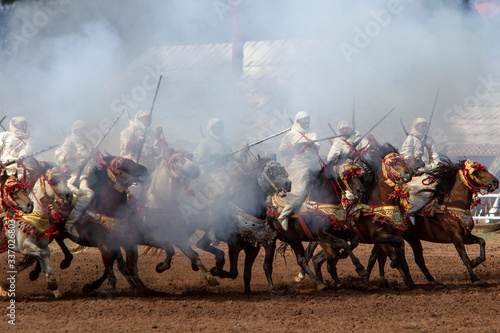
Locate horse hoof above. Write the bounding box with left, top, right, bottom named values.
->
left=82, top=284, right=93, bottom=295
left=156, top=262, right=171, bottom=273
left=207, top=277, right=220, bottom=286
left=317, top=283, right=327, bottom=291
left=210, top=267, right=220, bottom=277
left=356, top=267, right=368, bottom=279
left=472, top=280, right=486, bottom=287
left=48, top=281, right=58, bottom=291
left=60, top=259, right=72, bottom=270
left=53, top=290, right=61, bottom=298
left=191, top=263, right=200, bottom=272
left=29, top=270, right=40, bottom=281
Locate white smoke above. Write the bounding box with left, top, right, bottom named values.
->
left=0, top=0, right=497, bottom=159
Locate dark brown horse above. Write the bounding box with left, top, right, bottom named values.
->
left=41, top=156, right=150, bottom=295
left=145, top=155, right=292, bottom=293
left=366, top=158, right=499, bottom=284
left=266, top=156, right=368, bottom=290
left=296, top=144, right=417, bottom=288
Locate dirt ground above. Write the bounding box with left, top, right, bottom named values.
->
left=2, top=230, right=500, bottom=333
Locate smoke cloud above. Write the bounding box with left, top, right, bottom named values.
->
left=0, top=0, right=498, bottom=160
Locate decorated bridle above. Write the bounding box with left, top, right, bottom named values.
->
left=165, top=152, right=191, bottom=183
left=1, top=175, right=28, bottom=213
left=458, top=159, right=488, bottom=193
left=257, top=160, right=288, bottom=195
left=31, top=168, right=69, bottom=215
left=336, top=160, right=365, bottom=194
left=105, top=157, right=134, bottom=197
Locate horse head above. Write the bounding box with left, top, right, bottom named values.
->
left=458, top=159, right=499, bottom=194
left=257, top=158, right=291, bottom=197
left=1, top=174, right=33, bottom=214
left=42, top=167, right=74, bottom=205
left=381, top=152, right=412, bottom=184
left=165, top=151, right=200, bottom=183
left=335, top=159, right=366, bottom=199
left=106, top=156, right=150, bottom=187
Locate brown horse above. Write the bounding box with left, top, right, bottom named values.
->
left=266, top=156, right=368, bottom=290
left=296, top=144, right=417, bottom=288
left=366, top=158, right=499, bottom=284
left=47, top=156, right=150, bottom=295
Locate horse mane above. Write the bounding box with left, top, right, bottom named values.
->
left=426, top=157, right=461, bottom=202
left=358, top=143, right=399, bottom=202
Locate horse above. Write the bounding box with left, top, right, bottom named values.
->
left=142, top=151, right=292, bottom=292
left=193, top=156, right=291, bottom=293
left=129, top=149, right=223, bottom=286
left=294, top=144, right=417, bottom=289
left=46, top=155, right=150, bottom=295
left=266, top=156, right=369, bottom=290
left=2, top=164, right=73, bottom=297
left=366, top=158, right=499, bottom=284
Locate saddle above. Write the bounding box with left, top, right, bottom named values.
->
left=267, top=193, right=349, bottom=232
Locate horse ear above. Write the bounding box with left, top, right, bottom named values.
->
left=257, top=154, right=261, bottom=159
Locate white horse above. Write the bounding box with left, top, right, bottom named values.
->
left=134, top=150, right=220, bottom=286
left=1, top=166, right=73, bottom=298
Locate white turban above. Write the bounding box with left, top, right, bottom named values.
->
left=71, top=120, right=86, bottom=133
left=9, top=116, right=28, bottom=139
left=410, top=118, right=427, bottom=135
left=292, top=111, right=310, bottom=134
left=337, top=120, right=353, bottom=133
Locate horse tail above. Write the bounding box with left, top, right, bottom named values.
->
left=16, top=255, right=37, bottom=272
left=485, top=223, right=500, bottom=233
left=276, top=240, right=289, bottom=264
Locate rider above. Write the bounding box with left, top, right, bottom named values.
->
left=400, top=117, right=440, bottom=169
left=55, top=120, right=96, bottom=238
left=277, top=111, right=321, bottom=230
left=193, top=118, right=235, bottom=173
left=120, top=109, right=163, bottom=173
left=327, top=120, right=373, bottom=210
left=326, top=120, right=370, bottom=164
left=0, top=117, right=34, bottom=176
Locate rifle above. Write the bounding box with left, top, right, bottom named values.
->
left=422, top=90, right=439, bottom=147
left=72, top=110, right=125, bottom=187
left=229, top=127, right=291, bottom=155
left=136, top=75, right=163, bottom=163
left=2, top=144, right=60, bottom=168
left=0, top=116, right=6, bottom=131
left=400, top=117, right=409, bottom=136
left=328, top=123, right=337, bottom=136
left=352, top=107, right=395, bottom=148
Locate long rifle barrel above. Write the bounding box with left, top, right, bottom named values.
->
left=229, top=127, right=291, bottom=155
left=137, top=75, right=163, bottom=163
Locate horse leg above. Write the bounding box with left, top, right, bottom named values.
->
left=196, top=232, right=226, bottom=274
left=20, top=241, right=59, bottom=297
left=464, top=233, right=486, bottom=269
left=295, top=241, right=318, bottom=283
left=116, top=252, right=139, bottom=290
left=156, top=242, right=176, bottom=273
left=312, top=250, right=327, bottom=283
left=320, top=230, right=367, bottom=279
left=263, top=239, right=276, bottom=290
left=289, top=240, right=326, bottom=290
left=451, top=235, right=479, bottom=283
left=215, top=236, right=243, bottom=279
left=29, top=260, right=42, bottom=281
left=55, top=235, right=74, bottom=269
left=125, top=245, right=147, bottom=293
left=404, top=236, right=435, bottom=282
left=82, top=244, right=117, bottom=295
left=365, top=245, right=381, bottom=280
left=175, top=242, right=220, bottom=286
left=376, top=236, right=416, bottom=289
left=243, top=244, right=260, bottom=294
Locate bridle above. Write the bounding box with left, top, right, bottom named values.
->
left=257, top=160, right=288, bottom=195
